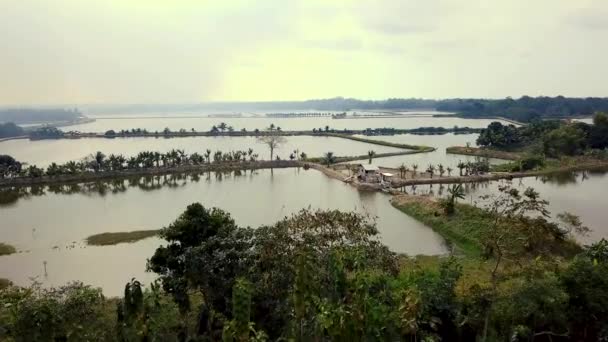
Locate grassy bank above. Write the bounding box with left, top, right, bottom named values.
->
left=304, top=150, right=421, bottom=164
left=391, top=194, right=581, bottom=258
left=0, top=242, right=17, bottom=256
left=86, top=230, right=160, bottom=246
left=391, top=195, right=484, bottom=256
left=446, top=146, right=520, bottom=160
left=323, top=133, right=435, bottom=152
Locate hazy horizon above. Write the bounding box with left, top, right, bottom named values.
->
left=2, top=0, right=607, bottom=106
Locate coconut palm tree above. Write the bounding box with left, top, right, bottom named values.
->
left=438, top=164, right=445, bottom=177
left=368, top=150, right=376, bottom=164
left=457, top=161, right=466, bottom=176
left=426, top=164, right=435, bottom=178
left=412, top=164, right=419, bottom=178
left=398, top=164, right=407, bottom=179
left=205, top=149, right=212, bottom=164
left=323, top=152, right=336, bottom=167
left=442, top=184, right=465, bottom=215
left=447, top=167, right=453, bottom=177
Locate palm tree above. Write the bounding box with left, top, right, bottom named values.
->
left=323, top=152, right=336, bottom=167
left=412, top=164, right=419, bottom=178
left=457, top=161, right=466, bottom=176
left=268, top=123, right=275, bottom=131
left=426, top=164, right=435, bottom=179
left=218, top=122, right=228, bottom=132
left=398, top=163, right=407, bottom=179
left=300, top=152, right=307, bottom=160
left=368, top=150, right=376, bottom=164
left=91, top=151, right=106, bottom=172
left=443, top=184, right=465, bottom=215
left=438, top=164, right=445, bottom=177
left=447, top=167, right=453, bottom=177
left=205, top=149, right=212, bottom=164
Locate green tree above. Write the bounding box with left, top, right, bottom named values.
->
left=323, top=152, right=336, bottom=166
left=542, top=124, right=586, bottom=157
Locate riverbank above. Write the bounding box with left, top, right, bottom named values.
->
left=446, top=146, right=521, bottom=160
left=390, top=193, right=581, bottom=258
left=390, top=194, right=483, bottom=256
left=388, top=160, right=608, bottom=187
left=86, top=230, right=160, bottom=246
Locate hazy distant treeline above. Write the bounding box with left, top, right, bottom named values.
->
left=81, top=96, right=608, bottom=122
left=0, top=108, right=82, bottom=124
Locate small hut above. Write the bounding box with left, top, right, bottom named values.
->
left=357, top=164, right=380, bottom=182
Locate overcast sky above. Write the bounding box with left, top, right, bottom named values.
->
left=1, top=0, right=607, bottom=105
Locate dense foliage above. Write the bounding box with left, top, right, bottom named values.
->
left=29, top=126, right=65, bottom=139
left=437, top=96, right=608, bottom=122
left=1, top=200, right=607, bottom=341
left=476, top=113, right=608, bottom=159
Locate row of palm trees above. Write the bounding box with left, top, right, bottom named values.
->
left=393, top=159, right=491, bottom=180
left=17, top=148, right=265, bottom=178
left=396, top=163, right=452, bottom=179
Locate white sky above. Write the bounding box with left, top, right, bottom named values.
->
left=1, top=0, right=607, bottom=105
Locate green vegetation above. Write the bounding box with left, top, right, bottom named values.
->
left=477, top=113, right=608, bottom=156
left=2, top=200, right=607, bottom=340
left=0, top=122, right=25, bottom=138
left=0, top=149, right=262, bottom=181
left=0, top=155, right=23, bottom=179
left=392, top=186, right=583, bottom=258
left=436, top=96, right=608, bottom=122
left=322, top=132, right=435, bottom=152
left=29, top=126, right=65, bottom=139
left=85, top=230, right=160, bottom=246
left=0, top=278, right=11, bottom=289
left=0, top=242, right=17, bottom=256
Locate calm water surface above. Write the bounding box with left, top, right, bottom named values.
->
left=68, top=115, right=513, bottom=133
left=0, top=168, right=447, bottom=296
left=358, top=133, right=507, bottom=170
left=1, top=136, right=402, bottom=167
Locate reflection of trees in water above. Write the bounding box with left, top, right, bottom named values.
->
left=0, top=169, right=261, bottom=206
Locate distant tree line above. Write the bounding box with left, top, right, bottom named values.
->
left=437, top=96, right=608, bottom=122
left=0, top=108, right=82, bottom=124
left=0, top=122, right=24, bottom=138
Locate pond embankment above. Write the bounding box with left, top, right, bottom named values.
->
left=0, top=160, right=300, bottom=188
left=446, top=146, right=521, bottom=160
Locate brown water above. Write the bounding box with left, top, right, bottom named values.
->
left=0, top=168, right=447, bottom=296
left=402, top=170, right=608, bottom=244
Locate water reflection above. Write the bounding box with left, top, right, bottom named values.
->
left=0, top=170, right=263, bottom=207
left=0, top=168, right=448, bottom=295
